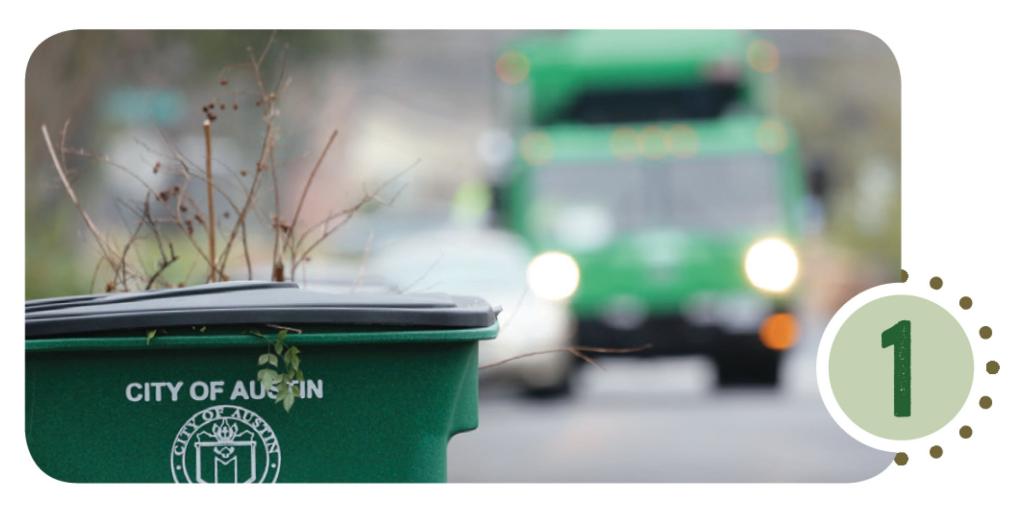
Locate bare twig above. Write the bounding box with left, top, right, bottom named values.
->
left=134, top=135, right=245, bottom=215
left=498, top=287, right=530, bottom=331
left=215, top=123, right=272, bottom=276
left=42, top=123, right=120, bottom=270
left=181, top=259, right=199, bottom=287
left=140, top=195, right=179, bottom=290
left=399, top=251, right=444, bottom=294
left=287, top=167, right=411, bottom=280
left=241, top=219, right=252, bottom=280
left=288, top=195, right=368, bottom=278
left=61, top=146, right=163, bottom=199
left=282, top=129, right=339, bottom=259
left=88, top=255, right=104, bottom=294
left=266, top=323, right=302, bottom=334
left=203, top=119, right=216, bottom=282
left=478, top=344, right=654, bottom=371
left=58, top=119, right=71, bottom=179
left=142, top=197, right=169, bottom=266
left=172, top=166, right=227, bottom=281
left=351, top=231, right=375, bottom=292
left=256, top=31, right=277, bottom=67
left=116, top=214, right=146, bottom=290
left=145, top=250, right=178, bottom=290
left=270, top=145, right=283, bottom=281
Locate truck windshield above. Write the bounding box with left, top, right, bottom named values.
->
left=531, top=154, right=782, bottom=246
left=545, top=83, right=743, bottom=125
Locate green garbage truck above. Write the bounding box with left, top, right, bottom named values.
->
left=493, top=31, right=805, bottom=386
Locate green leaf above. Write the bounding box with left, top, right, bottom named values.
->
left=255, top=328, right=301, bottom=412
left=257, top=369, right=281, bottom=390
left=284, top=346, right=301, bottom=369
left=257, top=353, right=279, bottom=367
left=145, top=330, right=157, bottom=345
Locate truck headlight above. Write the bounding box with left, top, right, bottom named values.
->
left=527, top=251, right=580, bottom=301
left=744, top=238, right=799, bottom=293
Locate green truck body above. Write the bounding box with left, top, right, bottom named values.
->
left=495, top=31, right=804, bottom=384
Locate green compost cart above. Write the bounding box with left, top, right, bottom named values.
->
left=25, top=281, right=499, bottom=483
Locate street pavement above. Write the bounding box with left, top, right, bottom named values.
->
left=448, top=351, right=893, bottom=482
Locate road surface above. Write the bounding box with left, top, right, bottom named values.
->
left=448, top=352, right=892, bottom=482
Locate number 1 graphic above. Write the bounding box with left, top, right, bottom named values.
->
left=881, top=320, right=911, bottom=417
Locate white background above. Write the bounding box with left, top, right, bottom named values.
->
left=3, top=1, right=1021, bottom=509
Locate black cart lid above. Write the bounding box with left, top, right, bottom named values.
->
left=25, top=281, right=499, bottom=338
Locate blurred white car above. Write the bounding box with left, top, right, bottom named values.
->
left=368, top=228, right=576, bottom=396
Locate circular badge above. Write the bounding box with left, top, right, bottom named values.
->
left=170, top=405, right=281, bottom=483
left=818, top=275, right=1000, bottom=464
left=829, top=294, right=973, bottom=440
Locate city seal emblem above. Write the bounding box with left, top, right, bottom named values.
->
left=170, top=405, right=281, bottom=483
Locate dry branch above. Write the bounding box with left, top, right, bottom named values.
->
left=478, top=345, right=654, bottom=371
left=281, top=129, right=339, bottom=260
left=215, top=123, right=273, bottom=276
left=203, top=119, right=216, bottom=282
left=42, top=124, right=120, bottom=270
left=46, top=34, right=393, bottom=294
left=172, top=164, right=227, bottom=281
